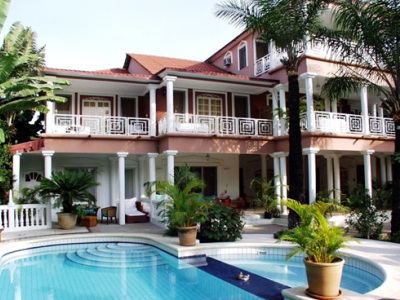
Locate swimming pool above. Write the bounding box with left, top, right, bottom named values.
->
left=0, top=242, right=261, bottom=300
left=0, top=237, right=386, bottom=299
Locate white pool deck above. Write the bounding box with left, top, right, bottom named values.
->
left=0, top=222, right=399, bottom=300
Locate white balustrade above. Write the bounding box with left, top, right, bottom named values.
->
left=53, top=114, right=149, bottom=136
left=0, top=204, right=51, bottom=232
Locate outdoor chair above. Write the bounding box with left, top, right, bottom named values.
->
left=124, top=198, right=149, bottom=223
left=101, top=206, right=117, bottom=224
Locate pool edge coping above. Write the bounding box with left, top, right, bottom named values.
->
left=0, top=233, right=397, bottom=299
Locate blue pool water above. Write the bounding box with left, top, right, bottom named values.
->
left=0, top=243, right=260, bottom=300
left=0, top=242, right=383, bottom=299
left=211, top=253, right=383, bottom=294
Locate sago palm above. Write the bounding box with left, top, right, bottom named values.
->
left=38, top=171, right=99, bottom=214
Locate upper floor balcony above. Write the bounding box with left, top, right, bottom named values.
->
left=297, top=111, right=395, bottom=136
left=255, top=40, right=368, bottom=76
left=47, top=112, right=394, bottom=138
left=158, top=113, right=274, bottom=136
left=51, top=114, right=150, bottom=136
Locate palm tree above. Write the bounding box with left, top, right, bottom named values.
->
left=320, top=0, right=400, bottom=237
left=0, top=22, right=70, bottom=142
left=215, top=0, right=328, bottom=228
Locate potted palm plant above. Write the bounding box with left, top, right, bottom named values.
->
left=278, top=199, right=355, bottom=299
left=250, top=177, right=281, bottom=219
left=38, top=171, right=99, bottom=229
left=146, top=164, right=209, bottom=246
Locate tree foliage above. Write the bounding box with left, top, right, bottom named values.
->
left=320, top=0, right=400, bottom=236
left=216, top=0, right=329, bottom=228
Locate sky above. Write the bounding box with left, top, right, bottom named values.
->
left=2, top=0, right=242, bottom=71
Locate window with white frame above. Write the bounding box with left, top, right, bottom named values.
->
left=223, top=52, right=233, bottom=66
left=24, top=171, right=43, bottom=182
left=197, top=94, right=222, bottom=116
left=255, top=40, right=269, bottom=60
left=238, top=41, right=248, bottom=70
left=55, top=94, right=72, bottom=114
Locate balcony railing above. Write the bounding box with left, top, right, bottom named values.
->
left=159, top=114, right=274, bottom=137
left=255, top=39, right=373, bottom=76
left=50, top=112, right=393, bottom=138
left=0, top=204, right=51, bottom=232
left=52, top=114, right=149, bottom=136
left=298, top=111, right=394, bottom=136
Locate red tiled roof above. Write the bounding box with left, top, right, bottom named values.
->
left=128, top=53, right=277, bottom=84
left=44, top=67, right=153, bottom=80
left=128, top=53, right=223, bottom=75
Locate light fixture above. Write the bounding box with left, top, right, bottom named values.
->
left=206, top=153, right=210, bottom=161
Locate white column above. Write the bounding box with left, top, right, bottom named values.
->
left=387, top=156, right=393, bottom=182
left=42, top=151, right=55, bottom=178
left=360, top=85, right=370, bottom=135
left=137, top=156, right=147, bottom=199
left=277, top=85, right=286, bottom=134
left=271, top=88, right=279, bottom=136
left=304, top=148, right=319, bottom=204
left=148, top=153, right=158, bottom=220
left=372, top=104, right=377, bottom=117
left=46, top=101, right=55, bottom=133
left=164, top=150, right=178, bottom=184
left=325, top=156, right=334, bottom=200
left=363, top=150, right=375, bottom=196
left=333, top=155, right=341, bottom=202
left=42, top=150, right=55, bottom=222
left=270, top=152, right=282, bottom=214
left=163, top=76, right=177, bottom=133
left=12, top=152, right=22, bottom=195
left=380, top=155, right=387, bottom=184
left=378, top=107, right=384, bottom=118
left=117, top=152, right=128, bottom=225
left=331, top=98, right=337, bottom=113
left=300, top=73, right=316, bottom=132
left=148, top=85, right=158, bottom=137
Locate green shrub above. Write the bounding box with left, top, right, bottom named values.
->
left=345, top=184, right=388, bottom=239
left=199, top=201, right=244, bottom=242
left=391, top=232, right=400, bottom=243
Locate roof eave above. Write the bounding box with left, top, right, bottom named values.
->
left=158, top=69, right=279, bottom=88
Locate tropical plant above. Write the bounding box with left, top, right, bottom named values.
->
left=250, top=176, right=281, bottom=216
left=146, top=164, right=209, bottom=231
left=320, top=0, right=400, bottom=237
left=14, top=186, right=41, bottom=204
left=0, top=141, right=12, bottom=204
left=278, top=199, right=354, bottom=263
left=344, top=184, right=388, bottom=239
left=38, top=171, right=99, bottom=214
left=0, top=21, right=70, bottom=142
left=216, top=0, right=329, bottom=228
left=199, top=201, right=244, bottom=242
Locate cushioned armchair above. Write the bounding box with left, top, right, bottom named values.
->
left=124, top=198, right=149, bottom=223
left=101, top=206, right=117, bottom=224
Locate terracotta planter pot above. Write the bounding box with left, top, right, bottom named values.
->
left=177, top=226, right=198, bottom=246
left=57, top=212, right=77, bottom=230
left=304, top=257, right=344, bottom=299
